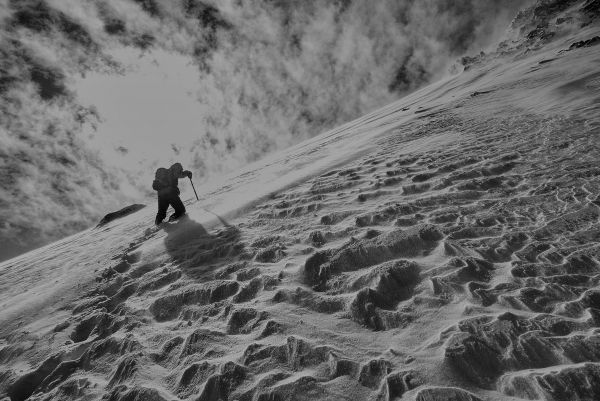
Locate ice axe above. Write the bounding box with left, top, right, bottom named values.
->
left=189, top=177, right=199, bottom=201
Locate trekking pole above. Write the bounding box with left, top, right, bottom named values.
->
left=189, top=178, right=199, bottom=201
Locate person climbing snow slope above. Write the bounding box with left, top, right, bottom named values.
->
left=152, top=162, right=192, bottom=225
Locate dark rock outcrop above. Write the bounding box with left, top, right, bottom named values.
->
left=96, top=204, right=146, bottom=227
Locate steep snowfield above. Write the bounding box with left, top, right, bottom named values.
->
left=2, top=4, right=600, bottom=401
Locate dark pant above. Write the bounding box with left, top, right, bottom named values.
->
left=156, top=191, right=186, bottom=224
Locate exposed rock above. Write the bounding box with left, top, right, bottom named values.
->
left=96, top=204, right=146, bottom=227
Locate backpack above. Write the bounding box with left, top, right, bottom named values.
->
left=155, top=167, right=169, bottom=185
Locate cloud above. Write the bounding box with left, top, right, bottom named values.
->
left=0, top=0, right=527, bottom=260
left=0, top=84, right=132, bottom=260
left=170, top=0, right=526, bottom=170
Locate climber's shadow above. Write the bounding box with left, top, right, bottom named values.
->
left=161, top=214, right=242, bottom=280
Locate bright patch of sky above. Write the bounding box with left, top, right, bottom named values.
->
left=76, top=47, right=205, bottom=173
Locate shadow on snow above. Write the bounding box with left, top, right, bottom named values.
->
left=161, top=213, right=244, bottom=280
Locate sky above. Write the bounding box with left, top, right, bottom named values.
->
left=77, top=47, right=206, bottom=181
left=0, top=0, right=529, bottom=261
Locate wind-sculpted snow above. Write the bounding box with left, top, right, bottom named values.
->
left=1, top=2, right=600, bottom=400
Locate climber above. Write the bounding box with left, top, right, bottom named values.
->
left=152, top=162, right=192, bottom=225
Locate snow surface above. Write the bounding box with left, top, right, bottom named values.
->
left=1, top=5, right=600, bottom=401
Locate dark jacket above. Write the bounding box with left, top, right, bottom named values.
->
left=152, top=164, right=190, bottom=196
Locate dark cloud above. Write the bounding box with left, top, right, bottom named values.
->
left=0, top=0, right=529, bottom=260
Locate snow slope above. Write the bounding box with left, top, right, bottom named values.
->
left=1, top=2, right=600, bottom=400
